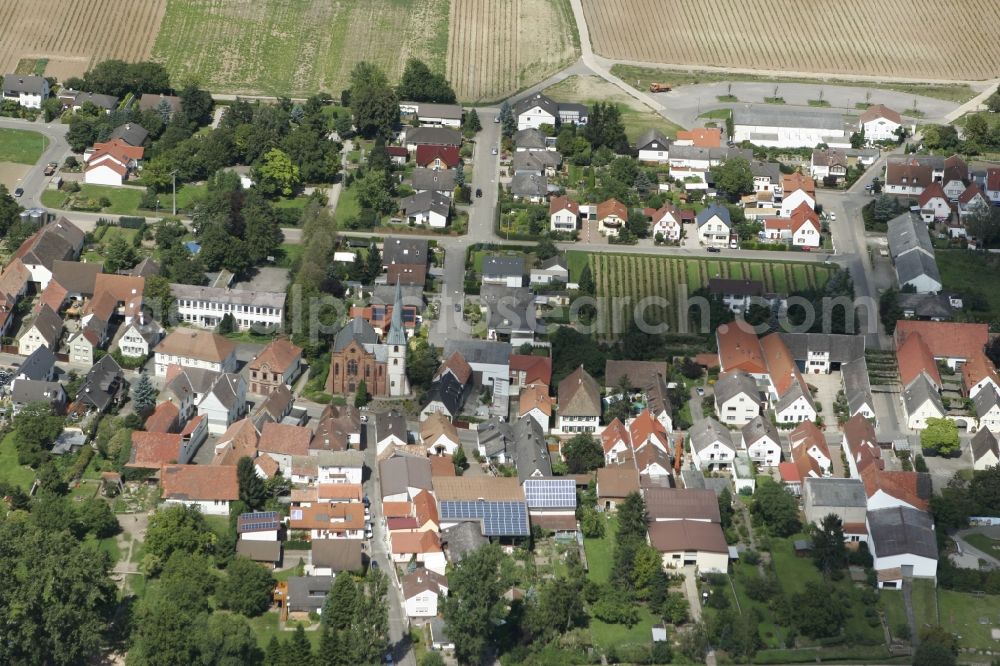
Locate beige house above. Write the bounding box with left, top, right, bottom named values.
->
left=154, top=329, right=237, bottom=377
left=18, top=305, right=62, bottom=356
left=648, top=520, right=729, bottom=573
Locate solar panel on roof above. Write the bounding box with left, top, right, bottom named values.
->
left=439, top=500, right=529, bottom=536
left=523, top=479, right=576, bottom=509
left=237, top=510, right=282, bottom=533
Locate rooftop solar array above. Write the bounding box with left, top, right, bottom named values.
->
left=237, top=511, right=281, bottom=533
left=523, top=478, right=576, bottom=509
left=439, top=500, right=529, bottom=536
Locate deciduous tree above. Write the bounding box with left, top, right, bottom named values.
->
left=562, top=433, right=604, bottom=473
left=216, top=555, right=275, bottom=617
left=443, top=544, right=510, bottom=664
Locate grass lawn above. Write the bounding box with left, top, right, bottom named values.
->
left=0, top=128, right=48, bottom=164
left=583, top=514, right=617, bottom=584
left=937, top=589, right=1000, bottom=651
left=911, top=578, right=938, bottom=630
left=880, top=589, right=909, bottom=636
left=247, top=612, right=321, bottom=649
left=698, top=108, right=732, bottom=120
left=589, top=606, right=657, bottom=650
left=769, top=537, right=822, bottom=595
left=964, top=532, right=1000, bottom=560
left=609, top=64, right=979, bottom=103
left=42, top=184, right=144, bottom=215
left=566, top=250, right=590, bottom=282
left=544, top=75, right=683, bottom=142
left=936, top=250, right=1000, bottom=322
left=277, top=243, right=305, bottom=269
left=334, top=183, right=361, bottom=224
left=0, top=432, right=35, bottom=490
left=85, top=535, right=124, bottom=565
left=202, top=515, right=232, bottom=540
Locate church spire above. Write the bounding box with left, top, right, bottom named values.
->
left=387, top=278, right=406, bottom=345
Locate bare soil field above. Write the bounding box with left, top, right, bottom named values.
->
left=0, top=0, right=167, bottom=80
left=583, top=0, right=1000, bottom=82
left=447, top=0, right=579, bottom=102
left=0, top=163, right=31, bottom=193
left=153, top=0, right=450, bottom=97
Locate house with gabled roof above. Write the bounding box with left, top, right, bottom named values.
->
left=596, top=198, right=628, bottom=237
left=901, top=373, right=946, bottom=430
left=555, top=365, right=600, bottom=434
left=211, top=417, right=259, bottom=466
left=803, top=477, right=867, bottom=539
left=842, top=413, right=881, bottom=479
left=636, top=128, right=669, bottom=163
left=2, top=74, right=49, bottom=108
left=401, top=569, right=449, bottom=618
left=790, top=420, right=831, bottom=475
left=789, top=203, right=822, bottom=248
left=688, top=417, right=736, bottom=471
left=867, top=506, right=937, bottom=587
left=247, top=338, right=302, bottom=396
left=420, top=411, right=461, bottom=456
left=810, top=148, right=848, bottom=182
left=648, top=202, right=682, bottom=241
left=714, top=370, right=762, bottom=425
left=974, top=386, right=1000, bottom=434
left=549, top=195, right=580, bottom=233
left=10, top=380, right=65, bottom=416
left=518, top=382, right=554, bottom=431
left=85, top=138, right=144, bottom=186
left=14, top=218, right=85, bottom=288
left=530, top=255, right=568, bottom=285
left=160, top=464, right=239, bottom=516
left=779, top=173, right=816, bottom=217
left=761, top=333, right=817, bottom=424
left=72, top=353, right=124, bottom=413
left=601, top=418, right=631, bottom=465
left=515, top=92, right=558, bottom=130
left=716, top=320, right=767, bottom=377
left=741, top=415, right=782, bottom=467
left=154, top=329, right=237, bottom=377
left=972, top=428, right=1000, bottom=470
left=596, top=465, right=640, bottom=511
left=17, top=304, right=62, bottom=356
left=858, top=105, right=902, bottom=142
left=961, top=353, right=1000, bottom=399
left=696, top=204, right=732, bottom=247
left=894, top=320, right=989, bottom=369
left=648, top=519, right=729, bottom=573
left=918, top=182, right=951, bottom=223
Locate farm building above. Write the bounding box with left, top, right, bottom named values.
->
left=886, top=212, right=941, bottom=293
left=399, top=101, right=462, bottom=128
left=858, top=105, right=903, bottom=142
left=732, top=106, right=853, bottom=149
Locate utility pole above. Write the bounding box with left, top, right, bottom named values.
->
left=170, top=170, right=178, bottom=216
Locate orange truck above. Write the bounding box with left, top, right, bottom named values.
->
left=648, top=82, right=672, bottom=93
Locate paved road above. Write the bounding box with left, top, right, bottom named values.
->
left=0, top=117, right=70, bottom=209
left=954, top=527, right=1000, bottom=570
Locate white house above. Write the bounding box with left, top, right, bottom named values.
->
left=732, top=106, right=851, bottom=149
left=974, top=387, right=1000, bottom=434
left=779, top=173, right=816, bottom=217
left=198, top=373, right=247, bottom=434
left=113, top=314, right=163, bottom=359
left=986, top=168, right=1000, bottom=205
left=971, top=428, right=1000, bottom=470
left=596, top=199, right=628, bottom=238
left=420, top=412, right=461, bottom=456
left=2, top=74, right=49, bottom=109
left=649, top=203, right=682, bottom=241
left=482, top=256, right=525, bottom=289
left=84, top=139, right=144, bottom=186
left=688, top=418, right=737, bottom=471
left=867, top=507, right=937, bottom=588
left=636, top=129, right=670, bottom=164
left=530, top=255, right=569, bottom=285
left=696, top=205, right=732, bottom=247
left=901, top=375, right=946, bottom=430
left=401, top=570, right=449, bottom=618
left=648, top=520, right=729, bottom=573
left=17, top=306, right=62, bottom=357
left=154, top=329, right=237, bottom=377
left=789, top=421, right=832, bottom=474
left=859, top=105, right=902, bottom=143
left=400, top=190, right=450, bottom=228
left=549, top=196, right=579, bottom=233
left=515, top=93, right=558, bottom=131
left=918, top=183, right=951, bottom=223
left=172, top=283, right=285, bottom=331
left=555, top=366, right=601, bottom=435
left=790, top=205, right=822, bottom=248
left=741, top=416, right=782, bottom=467
left=160, top=464, right=238, bottom=517
left=601, top=420, right=631, bottom=465
left=714, top=371, right=761, bottom=425
left=518, top=383, right=553, bottom=431
left=810, top=148, right=848, bottom=182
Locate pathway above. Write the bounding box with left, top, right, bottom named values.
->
left=954, top=527, right=1000, bottom=569
left=680, top=566, right=717, bottom=666
left=901, top=579, right=919, bottom=649
left=944, top=83, right=999, bottom=122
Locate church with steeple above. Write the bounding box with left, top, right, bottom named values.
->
left=326, top=281, right=410, bottom=398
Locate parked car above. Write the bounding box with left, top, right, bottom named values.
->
left=13, top=187, right=23, bottom=197
left=707, top=246, right=721, bottom=253
left=696, top=387, right=705, bottom=396
left=493, top=114, right=500, bottom=123
left=491, top=146, right=498, bottom=155
left=475, top=188, right=482, bottom=198
left=828, top=212, right=836, bottom=221
left=454, top=303, right=462, bottom=312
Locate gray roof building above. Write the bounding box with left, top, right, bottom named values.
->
left=3, top=74, right=47, bottom=94
left=514, top=92, right=558, bottom=118
left=688, top=417, right=733, bottom=455
left=405, top=127, right=462, bottom=147
left=887, top=213, right=941, bottom=292
left=669, top=145, right=752, bottom=163
left=733, top=106, right=853, bottom=132
left=973, top=386, right=1000, bottom=420
left=17, top=344, right=56, bottom=381
left=51, top=260, right=103, bottom=296
left=411, top=168, right=456, bottom=193
left=422, top=372, right=467, bottom=418
left=749, top=159, right=781, bottom=184
left=110, top=123, right=149, bottom=147
left=513, top=128, right=547, bottom=150
left=696, top=204, right=732, bottom=229
left=482, top=256, right=525, bottom=280
left=867, top=506, right=938, bottom=561
left=896, top=292, right=956, bottom=320
left=311, top=539, right=364, bottom=572
left=636, top=128, right=669, bottom=152
left=841, top=358, right=875, bottom=417
left=971, top=427, right=1000, bottom=463
left=742, top=414, right=780, bottom=446
left=138, top=93, right=182, bottom=116
left=557, top=365, right=601, bottom=418
left=803, top=477, right=866, bottom=508
left=510, top=173, right=548, bottom=199
left=901, top=373, right=945, bottom=417
left=440, top=522, right=489, bottom=562
left=378, top=454, right=432, bottom=499
left=11, top=380, right=64, bottom=410
left=76, top=355, right=124, bottom=412
left=680, top=469, right=732, bottom=496
left=713, top=370, right=760, bottom=405
left=20, top=306, right=63, bottom=350
left=332, top=317, right=380, bottom=353
left=512, top=151, right=561, bottom=175
left=778, top=333, right=865, bottom=365
left=480, top=285, right=539, bottom=337
left=513, top=414, right=551, bottom=482
left=286, top=576, right=335, bottom=613
left=236, top=539, right=281, bottom=564
left=73, top=91, right=119, bottom=111
left=374, top=409, right=409, bottom=446
left=477, top=416, right=513, bottom=459
left=400, top=190, right=450, bottom=220
left=443, top=339, right=511, bottom=367
left=382, top=237, right=428, bottom=268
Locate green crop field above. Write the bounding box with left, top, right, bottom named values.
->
left=152, top=0, right=450, bottom=97
left=580, top=252, right=833, bottom=340
left=0, top=128, right=48, bottom=164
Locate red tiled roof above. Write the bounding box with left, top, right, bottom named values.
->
left=258, top=422, right=311, bottom=456
left=962, top=352, right=999, bottom=393
left=413, top=489, right=439, bottom=527
left=430, top=455, right=456, bottom=477
left=318, top=483, right=363, bottom=501
left=127, top=431, right=182, bottom=468
left=600, top=418, right=630, bottom=455
left=180, top=414, right=204, bottom=437
left=549, top=195, right=579, bottom=216
left=843, top=414, right=881, bottom=474
left=415, top=145, right=460, bottom=169
left=144, top=401, right=180, bottom=433
left=519, top=383, right=553, bottom=417
left=896, top=332, right=942, bottom=388
left=436, top=350, right=472, bottom=384
left=959, top=182, right=986, bottom=205
left=987, top=168, right=1000, bottom=192
left=918, top=181, right=948, bottom=207
left=858, top=104, right=902, bottom=126
left=509, top=354, right=552, bottom=386
left=161, top=464, right=238, bottom=501
left=790, top=420, right=830, bottom=462
left=255, top=454, right=279, bottom=478
left=383, top=501, right=414, bottom=518
left=629, top=409, right=668, bottom=449
left=861, top=467, right=930, bottom=511
left=248, top=338, right=302, bottom=374
left=386, top=146, right=408, bottom=158
left=597, top=198, right=627, bottom=222
left=717, top=320, right=766, bottom=374
left=781, top=172, right=815, bottom=197
left=790, top=202, right=820, bottom=234
left=391, top=530, right=442, bottom=555
left=778, top=461, right=801, bottom=483
left=675, top=127, right=722, bottom=148
left=597, top=465, right=640, bottom=498
left=290, top=502, right=365, bottom=531
left=895, top=321, right=989, bottom=362
left=760, top=333, right=802, bottom=398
